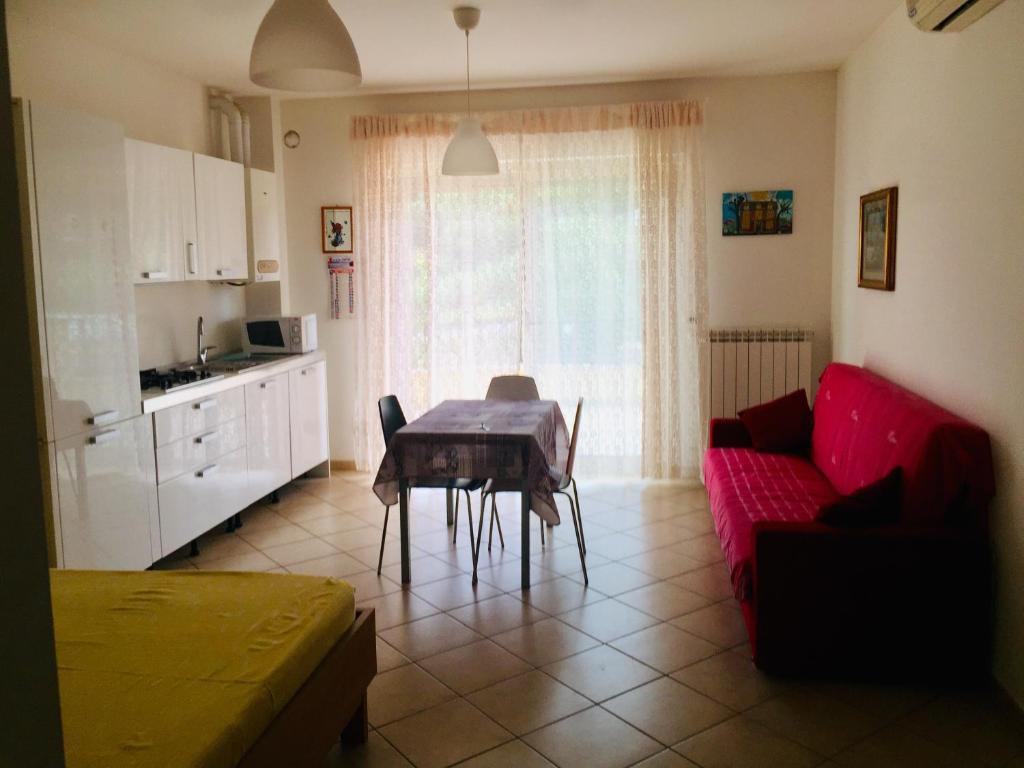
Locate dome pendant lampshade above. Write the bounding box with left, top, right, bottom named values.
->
left=442, top=7, right=498, bottom=176
left=250, top=0, right=362, bottom=91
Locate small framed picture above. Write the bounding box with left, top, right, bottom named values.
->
left=858, top=187, right=897, bottom=290
left=322, top=205, right=353, bottom=253
left=722, top=190, right=793, bottom=236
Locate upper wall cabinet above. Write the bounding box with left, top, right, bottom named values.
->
left=125, top=139, right=197, bottom=284
left=194, top=153, right=248, bottom=282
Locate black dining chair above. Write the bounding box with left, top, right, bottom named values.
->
left=376, top=395, right=483, bottom=574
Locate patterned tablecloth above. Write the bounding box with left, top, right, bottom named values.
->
left=372, top=399, right=569, bottom=525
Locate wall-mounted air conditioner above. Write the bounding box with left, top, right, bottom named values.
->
left=906, top=0, right=1006, bottom=31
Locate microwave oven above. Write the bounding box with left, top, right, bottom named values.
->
left=242, top=314, right=318, bottom=355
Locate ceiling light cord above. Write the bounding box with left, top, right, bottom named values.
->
left=465, top=29, right=471, bottom=118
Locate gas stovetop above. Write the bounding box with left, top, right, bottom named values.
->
left=140, top=366, right=225, bottom=393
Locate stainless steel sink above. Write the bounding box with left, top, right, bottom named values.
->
left=202, top=359, right=264, bottom=373
left=202, top=355, right=292, bottom=374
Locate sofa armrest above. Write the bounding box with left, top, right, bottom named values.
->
left=708, top=418, right=752, bottom=448
left=751, top=521, right=990, bottom=675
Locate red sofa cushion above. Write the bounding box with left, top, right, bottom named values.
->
left=811, top=364, right=995, bottom=527
left=703, top=447, right=839, bottom=599
left=737, top=389, right=813, bottom=454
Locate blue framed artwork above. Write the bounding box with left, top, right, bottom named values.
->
left=722, top=190, right=793, bottom=236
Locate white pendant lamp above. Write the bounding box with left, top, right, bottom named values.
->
left=442, top=6, right=498, bottom=176
left=250, top=0, right=361, bottom=91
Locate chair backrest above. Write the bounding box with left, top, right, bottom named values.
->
left=486, top=375, right=540, bottom=401
left=565, top=397, right=583, bottom=479
left=378, top=395, right=407, bottom=447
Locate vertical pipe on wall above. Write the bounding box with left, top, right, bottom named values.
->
left=239, top=107, right=252, bottom=167
left=208, top=92, right=243, bottom=163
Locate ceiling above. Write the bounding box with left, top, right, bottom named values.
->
left=9, top=0, right=899, bottom=96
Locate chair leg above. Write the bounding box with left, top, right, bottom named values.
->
left=559, top=491, right=588, bottom=585
left=377, top=506, right=390, bottom=575
left=453, top=489, right=460, bottom=545
left=486, top=492, right=506, bottom=552
left=487, top=492, right=496, bottom=551
left=493, top=494, right=505, bottom=549
left=472, top=489, right=486, bottom=584
left=463, top=490, right=476, bottom=554
left=571, top=477, right=586, bottom=554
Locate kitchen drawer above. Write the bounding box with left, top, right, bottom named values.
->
left=154, top=385, right=245, bottom=447
left=157, top=444, right=249, bottom=556
left=155, top=415, right=245, bottom=484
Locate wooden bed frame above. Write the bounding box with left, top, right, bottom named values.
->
left=238, top=607, right=377, bottom=767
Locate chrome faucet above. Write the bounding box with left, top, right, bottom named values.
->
left=196, top=315, right=214, bottom=365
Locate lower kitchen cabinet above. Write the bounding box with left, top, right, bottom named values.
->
left=157, top=445, right=249, bottom=557
left=141, top=353, right=329, bottom=566
left=53, top=414, right=158, bottom=570
left=289, top=360, right=329, bottom=478
left=245, top=372, right=291, bottom=503
left=154, top=385, right=245, bottom=447
left=155, top=415, right=246, bottom=484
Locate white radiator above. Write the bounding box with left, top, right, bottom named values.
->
left=706, top=329, right=814, bottom=419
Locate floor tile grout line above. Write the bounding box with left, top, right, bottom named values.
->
left=822, top=689, right=968, bottom=766
left=376, top=680, right=519, bottom=766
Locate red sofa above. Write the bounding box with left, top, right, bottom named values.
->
left=703, top=363, right=995, bottom=677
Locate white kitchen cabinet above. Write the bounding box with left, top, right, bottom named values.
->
left=53, top=415, right=158, bottom=570
left=289, top=360, right=329, bottom=477
left=125, top=139, right=197, bottom=284
left=245, top=168, right=280, bottom=283
left=158, top=445, right=249, bottom=557
left=155, top=415, right=246, bottom=485
left=245, top=372, right=291, bottom=502
left=193, top=153, right=248, bottom=281
left=16, top=101, right=141, bottom=442
left=154, top=385, right=245, bottom=447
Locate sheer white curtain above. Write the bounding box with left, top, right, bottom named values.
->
left=352, top=102, right=706, bottom=478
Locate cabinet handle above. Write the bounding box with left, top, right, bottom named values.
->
left=87, top=410, right=119, bottom=426
left=195, top=463, right=218, bottom=478
left=187, top=242, right=198, bottom=275
left=88, top=428, right=120, bottom=446
left=193, top=398, right=217, bottom=411
left=259, top=380, right=274, bottom=389
left=301, top=366, right=315, bottom=376
left=194, top=430, right=219, bottom=444
left=142, top=270, right=168, bottom=280
left=216, top=267, right=232, bottom=276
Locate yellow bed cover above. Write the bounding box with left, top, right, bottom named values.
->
left=51, top=569, right=356, bottom=768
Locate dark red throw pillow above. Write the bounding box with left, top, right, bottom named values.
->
left=737, top=389, right=812, bottom=454
left=817, top=467, right=903, bottom=527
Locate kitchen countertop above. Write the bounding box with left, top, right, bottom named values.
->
left=140, top=350, right=326, bottom=414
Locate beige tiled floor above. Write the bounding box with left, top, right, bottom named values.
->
left=153, top=473, right=1024, bottom=768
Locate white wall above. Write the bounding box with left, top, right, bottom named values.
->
left=6, top=10, right=246, bottom=369
left=832, top=3, right=1024, bottom=704
left=280, top=71, right=837, bottom=462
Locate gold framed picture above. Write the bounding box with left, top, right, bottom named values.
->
left=858, top=186, right=897, bottom=291
left=322, top=205, right=353, bottom=254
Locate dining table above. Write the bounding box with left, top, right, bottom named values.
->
left=372, top=399, right=570, bottom=590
